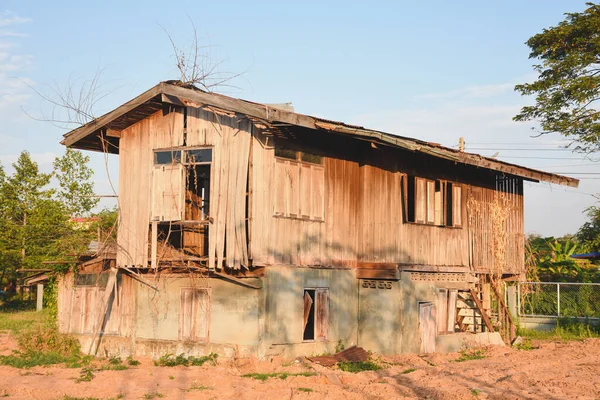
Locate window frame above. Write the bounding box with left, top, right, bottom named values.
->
left=405, top=175, right=463, bottom=228
left=153, top=147, right=213, bottom=166
left=302, top=287, right=329, bottom=342
left=179, top=287, right=211, bottom=342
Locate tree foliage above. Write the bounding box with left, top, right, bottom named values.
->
left=53, top=148, right=98, bottom=217
left=0, top=150, right=115, bottom=289
left=576, top=206, right=600, bottom=252
left=514, top=3, right=600, bottom=152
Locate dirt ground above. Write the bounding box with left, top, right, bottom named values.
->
left=1, top=332, right=599, bottom=400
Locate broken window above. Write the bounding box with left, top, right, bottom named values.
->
left=274, top=150, right=325, bottom=221
left=303, top=288, right=329, bottom=341
left=405, top=176, right=463, bottom=227
left=179, top=288, right=210, bottom=341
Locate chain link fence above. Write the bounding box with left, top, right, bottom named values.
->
left=518, top=282, right=600, bottom=318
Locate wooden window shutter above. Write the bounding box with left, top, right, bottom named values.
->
left=179, top=288, right=209, bottom=341
left=426, top=180, right=435, bottom=224
left=415, top=178, right=426, bottom=223
left=274, top=159, right=286, bottom=216
left=180, top=288, right=194, bottom=339
left=311, top=166, right=325, bottom=221
left=152, top=164, right=185, bottom=221
left=315, top=289, right=329, bottom=341
left=453, top=185, right=462, bottom=227
left=300, top=163, right=312, bottom=218
left=288, top=161, right=300, bottom=217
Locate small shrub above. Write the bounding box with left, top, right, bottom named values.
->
left=402, top=368, right=416, bottom=374
left=126, top=356, right=140, bottom=366
left=471, top=388, right=480, bottom=396
left=75, top=367, right=95, bottom=383
left=17, top=324, right=80, bottom=357
left=338, top=361, right=381, bottom=373
left=514, top=338, right=535, bottom=351
left=168, top=375, right=174, bottom=380
left=455, top=348, right=487, bottom=362
left=298, top=387, right=313, bottom=392
left=154, top=352, right=217, bottom=367
left=143, top=392, right=164, bottom=399
left=335, top=340, right=345, bottom=353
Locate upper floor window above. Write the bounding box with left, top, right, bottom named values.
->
left=406, top=176, right=462, bottom=227
left=154, top=148, right=212, bottom=165
left=274, top=147, right=325, bottom=221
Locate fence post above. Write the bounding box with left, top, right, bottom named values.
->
left=517, top=282, right=521, bottom=317
left=557, top=283, right=561, bottom=317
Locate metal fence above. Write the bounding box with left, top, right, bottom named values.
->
left=518, top=282, right=600, bottom=319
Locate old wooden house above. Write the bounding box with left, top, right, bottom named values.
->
left=57, top=81, right=578, bottom=357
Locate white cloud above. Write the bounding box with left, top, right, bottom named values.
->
left=418, top=82, right=515, bottom=100
left=0, top=11, right=33, bottom=110
left=0, top=11, right=31, bottom=27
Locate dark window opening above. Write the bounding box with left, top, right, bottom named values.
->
left=186, top=164, right=210, bottom=219
left=274, top=147, right=297, bottom=160
left=185, top=149, right=212, bottom=164
left=303, top=290, right=316, bottom=341
left=275, top=147, right=323, bottom=165
left=155, top=150, right=181, bottom=165
left=303, top=288, right=329, bottom=341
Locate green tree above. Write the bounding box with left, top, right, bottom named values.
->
left=514, top=3, right=600, bottom=152
left=577, top=205, right=600, bottom=252
left=53, top=148, right=98, bottom=217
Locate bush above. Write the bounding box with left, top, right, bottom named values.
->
left=17, top=324, right=80, bottom=357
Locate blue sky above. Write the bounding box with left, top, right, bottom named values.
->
left=0, top=1, right=598, bottom=236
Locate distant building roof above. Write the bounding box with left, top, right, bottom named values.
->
left=572, top=252, right=600, bottom=260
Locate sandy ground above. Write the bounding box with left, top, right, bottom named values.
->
left=0, top=332, right=599, bottom=400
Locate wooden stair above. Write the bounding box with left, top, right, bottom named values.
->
left=455, top=290, right=493, bottom=333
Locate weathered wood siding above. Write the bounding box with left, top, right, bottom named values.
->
left=117, top=106, right=251, bottom=269
left=117, top=108, right=184, bottom=267
left=250, top=128, right=525, bottom=274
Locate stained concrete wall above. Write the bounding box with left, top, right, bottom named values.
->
left=357, top=281, right=403, bottom=355
left=262, top=266, right=358, bottom=357
left=134, top=275, right=261, bottom=356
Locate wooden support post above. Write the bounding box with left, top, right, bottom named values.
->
left=36, top=284, right=43, bottom=311
left=151, top=219, right=158, bottom=269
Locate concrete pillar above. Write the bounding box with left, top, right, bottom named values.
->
left=506, top=284, right=517, bottom=319
left=36, top=284, right=44, bottom=311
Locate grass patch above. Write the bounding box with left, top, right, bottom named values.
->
left=184, top=384, right=212, bottom=392
left=153, top=352, right=217, bottom=367
left=241, top=372, right=316, bottom=381
left=402, top=368, right=416, bottom=374
left=471, top=388, right=480, bottom=396
left=0, top=310, right=48, bottom=333
left=513, top=337, right=536, bottom=351
left=143, top=392, right=164, bottom=399
left=518, top=318, right=600, bottom=341
left=338, top=361, right=381, bottom=373
left=455, top=348, right=487, bottom=362
left=298, top=387, right=313, bottom=392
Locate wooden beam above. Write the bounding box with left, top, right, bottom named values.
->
left=151, top=220, right=158, bottom=270
left=211, top=270, right=262, bottom=289
left=469, top=289, right=495, bottom=333
left=105, top=128, right=121, bottom=138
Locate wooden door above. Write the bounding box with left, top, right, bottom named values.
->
left=419, top=302, right=436, bottom=354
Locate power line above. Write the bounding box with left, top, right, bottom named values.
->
left=467, top=148, right=576, bottom=151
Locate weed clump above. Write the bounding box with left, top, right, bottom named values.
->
left=338, top=361, right=381, bottom=373
left=455, top=347, right=487, bottom=362
left=241, top=372, right=316, bottom=381
left=154, top=352, right=217, bottom=367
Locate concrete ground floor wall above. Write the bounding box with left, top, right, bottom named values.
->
left=58, top=266, right=480, bottom=359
